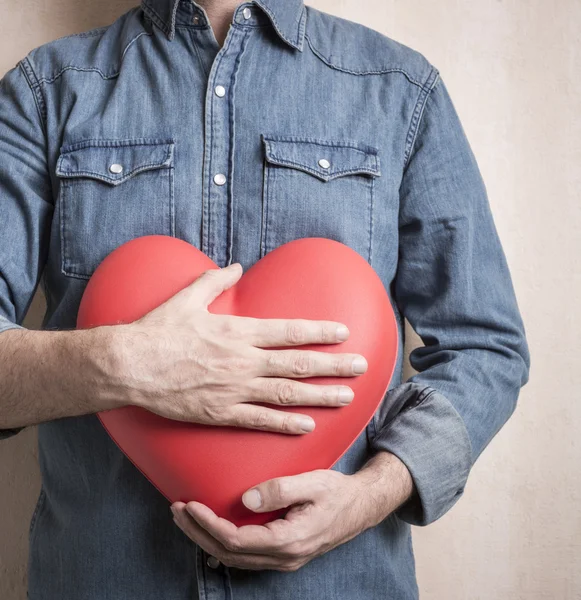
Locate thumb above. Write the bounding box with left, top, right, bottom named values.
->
left=241, top=472, right=324, bottom=513
left=187, top=262, right=243, bottom=309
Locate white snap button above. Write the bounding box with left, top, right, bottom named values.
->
left=214, top=85, right=226, bottom=97
left=242, top=7, right=252, bottom=19
left=213, top=173, right=226, bottom=186
left=318, top=158, right=330, bottom=169
left=206, top=555, right=220, bottom=568
left=192, top=15, right=200, bottom=25
left=109, top=163, right=123, bottom=174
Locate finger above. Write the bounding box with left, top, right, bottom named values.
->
left=247, top=377, right=354, bottom=408
left=258, top=347, right=368, bottom=378
left=172, top=504, right=224, bottom=555
left=242, top=471, right=327, bottom=513
left=228, top=403, right=316, bottom=435
left=237, top=316, right=350, bottom=348
left=184, top=501, right=298, bottom=556
left=189, top=263, right=243, bottom=308
left=172, top=503, right=291, bottom=570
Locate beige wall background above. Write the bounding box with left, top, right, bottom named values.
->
left=1, top=0, right=579, bottom=598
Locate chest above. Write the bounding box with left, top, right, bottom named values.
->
left=46, top=25, right=408, bottom=283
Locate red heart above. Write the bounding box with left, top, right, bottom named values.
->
left=77, top=235, right=398, bottom=526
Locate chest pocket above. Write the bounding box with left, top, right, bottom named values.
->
left=55, top=138, right=175, bottom=279
left=260, top=135, right=381, bottom=263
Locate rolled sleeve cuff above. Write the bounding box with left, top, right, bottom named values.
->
left=0, top=317, right=25, bottom=439
left=369, top=385, right=473, bottom=526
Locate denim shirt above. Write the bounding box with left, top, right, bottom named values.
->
left=0, top=0, right=530, bottom=598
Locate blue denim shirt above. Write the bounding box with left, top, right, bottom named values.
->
left=0, top=0, right=530, bottom=598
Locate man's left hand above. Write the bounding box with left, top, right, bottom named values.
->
left=170, top=451, right=413, bottom=572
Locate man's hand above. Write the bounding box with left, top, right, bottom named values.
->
left=112, top=262, right=368, bottom=435
left=170, top=451, right=414, bottom=572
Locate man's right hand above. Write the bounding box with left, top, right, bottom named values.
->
left=111, top=262, right=368, bottom=435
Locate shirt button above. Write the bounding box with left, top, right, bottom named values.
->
left=318, top=158, right=331, bottom=169
left=214, top=85, right=226, bottom=97
left=192, top=15, right=200, bottom=24
left=242, top=7, right=252, bottom=19
left=109, top=163, right=123, bottom=174
left=213, top=173, right=226, bottom=186
left=206, top=555, right=221, bottom=569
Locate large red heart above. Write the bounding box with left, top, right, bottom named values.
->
left=77, top=235, right=398, bottom=526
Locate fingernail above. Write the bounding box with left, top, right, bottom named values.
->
left=339, top=387, right=354, bottom=405
left=336, top=325, right=349, bottom=341
left=297, top=417, right=315, bottom=432
left=242, top=489, right=262, bottom=510
left=352, top=356, right=368, bottom=374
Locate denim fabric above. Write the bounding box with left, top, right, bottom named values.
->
left=0, top=0, right=530, bottom=598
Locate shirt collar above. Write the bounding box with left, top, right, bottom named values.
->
left=141, top=0, right=306, bottom=51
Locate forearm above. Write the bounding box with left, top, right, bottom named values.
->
left=364, top=72, right=530, bottom=527
left=352, top=450, right=415, bottom=529
left=0, top=326, right=125, bottom=430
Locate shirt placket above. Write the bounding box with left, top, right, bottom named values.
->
left=196, top=544, right=232, bottom=600
left=200, top=5, right=253, bottom=269
left=194, top=5, right=257, bottom=599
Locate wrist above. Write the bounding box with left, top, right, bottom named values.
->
left=80, top=324, right=135, bottom=411
left=351, top=451, right=414, bottom=529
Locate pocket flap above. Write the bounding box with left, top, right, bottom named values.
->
left=261, top=135, right=381, bottom=182
left=55, top=138, right=175, bottom=186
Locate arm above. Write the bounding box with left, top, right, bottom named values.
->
left=0, top=58, right=127, bottom=438
left=350, top=450, right=414, bottom=528
left=367, top=68, right=531, bottom=525
left=0, top=327, right=131, bottom=434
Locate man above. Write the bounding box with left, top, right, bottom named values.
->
left=0, top=0, right=530, bottom=598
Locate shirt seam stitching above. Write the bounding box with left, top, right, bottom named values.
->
left=403, top=66, right=440, bottom=168
left=18, top=57, right=47, bottom=132
left=264, top=136, right=378, bottom=152
left=304, top=32, right=432, bottom=88
left=59, top=138, right=175, bottom=153
left=34, top=31, right=152, bottom=86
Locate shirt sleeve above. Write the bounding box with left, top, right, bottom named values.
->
left=367, top=69, right=531, bottom=526
left=0, top=56, right=54, bottom=439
